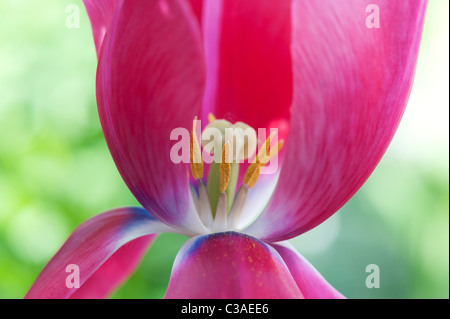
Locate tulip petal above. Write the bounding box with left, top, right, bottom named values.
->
left=200, top=0, right=292, bottom=130
left=273, top=242, right=345, bottom=299
left=187, top=0, right=203, bottom=26
left=96, top=0, right=207, bottom=233
left=245, top=0, right=428, bottom=241
left=70, top=235, right=154, bottom=299
left=165, top=232, right=303, bottom=299
left=236, top=172, right=280, bottom=230
left=82, top=0, right=121, bottom=56
left=25, top=207, right=177, bottom=299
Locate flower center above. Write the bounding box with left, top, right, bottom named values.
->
left=189, top=115, right=283, bottom=233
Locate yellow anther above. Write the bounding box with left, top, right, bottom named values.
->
left=208, top=113, right=217, bottom=123
left=255, top=131, right=277, bottom=164
left=260, top=139, right=284, bottom=165
left=219, top=142, right=231, bottom=193
left=190, top=116, right=203, bottom=179
left=243, top=134, right=284, bottom=188
left=243, top=162, right=260, bottom=188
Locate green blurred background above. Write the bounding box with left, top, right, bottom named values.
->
left=0, top=0, right=448, bottom=299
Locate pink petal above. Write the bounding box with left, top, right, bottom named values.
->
left=200, top=0, right=292, bottom=130
left=70, top=235, right=154, bottom=299
left=273, top=243, right=345, bottom=299
left=25, top=207, right=176, bottom=299
left=245, top=0, right=428, bottom=242
left=96, top=0, right=207, bottom=232
left=186, top=0, right=203, bottom=26
left=82, top=0, right=121, bottom=57
left=165, top=232, right=303, bottom=299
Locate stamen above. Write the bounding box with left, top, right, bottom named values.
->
left=243, top=133, right=284, bottom=188
left=198, top=179, right=213, bottom=228
left=212, top=192, right=228, bottom=232
left=188, top=115, right=285, bottom=233
left=255, top=131, right=277, bottom=164
left=243, top=162, right=261, bottom=188
left=227, top=185, right=249, bottom=229
left=260, top=139, right=285, bottom=165
left=208, top=113, right=217, bottom=123
left=190, top=116, right=203, bottom=180
left=219, top=142, right=231, bottom=193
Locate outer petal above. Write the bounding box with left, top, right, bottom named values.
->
left=245, top=0, right=428, bottom=241
left=82, top=0, right=121, bottom=57
left=200, top=0, right=292, bottom=131
left=25, top=207, right=177, bottom=299
left=97, top=0, right=207, bottom=233
left=69, top=235, right=153, bottom=299
left=272, top=243, right=345, bottom=299
left=165, top=232, right=303, bottom=299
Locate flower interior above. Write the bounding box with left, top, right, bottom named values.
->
left=189, top=115, right=283, bottom=233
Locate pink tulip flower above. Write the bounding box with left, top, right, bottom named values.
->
left=26, top=0, right=427, bottom=299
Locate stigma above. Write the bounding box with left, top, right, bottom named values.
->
left=189, top=115, right=283, bottom=233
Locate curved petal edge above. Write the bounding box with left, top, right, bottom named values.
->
left=25, top=207, right=176, bottom=299
left=82, top=0, right=121, bottom=57
left=96, top=0, right=207, bottom=233
left=165, top=231, right=303, bottom=299
left=245, top=0, right=428, bottom=242
left=272, top=242, right=345, bottom=299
